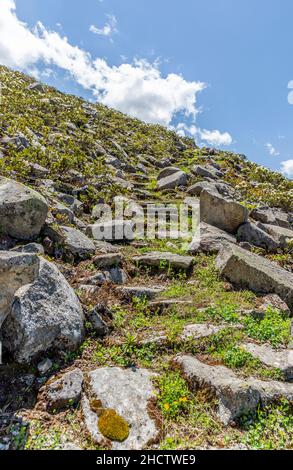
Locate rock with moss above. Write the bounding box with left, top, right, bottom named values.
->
left=0, top=177, right=48, bottom=240
left=82, top=367, right=160, bottom=450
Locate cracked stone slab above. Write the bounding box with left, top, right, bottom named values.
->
left=82, top=367, right=160, bottom=450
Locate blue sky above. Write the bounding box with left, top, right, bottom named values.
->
left=1, top=0, right=293, bottom=178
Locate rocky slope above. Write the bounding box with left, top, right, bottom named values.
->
left=0, top=66, right=292, bottom=450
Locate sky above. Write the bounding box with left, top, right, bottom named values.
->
left=1, top=0, right=293, bottom=178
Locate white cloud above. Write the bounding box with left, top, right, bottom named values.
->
left=265, top=143, right=280, bottom=156
left=199, top=128, right=233, bottom=146
left=90, top=14, right=118, bottom=37
left=280, top=159, right=293, bottom=178
left=0, top=0, right=231, bottom=140
left=175, top=123, right=232, bottom=147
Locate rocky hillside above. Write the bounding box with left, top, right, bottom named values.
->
left=0, top=65, right=292, bottom=451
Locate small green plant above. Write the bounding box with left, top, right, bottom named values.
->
left=205, top=304, right=239, bottom=323
left=156, top=372, right=191, bottom=419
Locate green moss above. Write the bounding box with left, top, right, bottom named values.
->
left=98, top=409, right=130, bottom=442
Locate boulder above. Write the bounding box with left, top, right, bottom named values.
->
left=86, top=220, right=134, bottom=242
left=191, top=165, right=221, bottom=180
left=82, top=367, right=160, bottom=450
left=133, top=252, right=194, bottom=270
left=157, top=167, right=180, bottom=180
left=157, top=171, right=189, bottom=190
left=187, top=181, right=234, bottom=198
left=44, top=225, right=96, bottom=261
left=42, top=368, right=84, bottom=411
left=93, top=253, right=122, bottom=269
left=188, top=222, right=236, bottom=254
left=242, top=343, right=293, bottom=381
left=0, top=177, right=48, bottom=240
left=216, top=244, right=293, bottom=312
left=0, top=251, right=39, bottom=327
left=11, top=243, right=44, bottom=255
left=174, top=355, right=293, bottom=424
left=256, top=223, right=293, bottom=248
left=251, top=207, right=292, bottom=229
left=2, top=258, right=84, bottom=363
left=200, top=190, right=248, bottom=234
left=237, top=222, right=279, bottom=252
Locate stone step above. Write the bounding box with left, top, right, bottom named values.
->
left=174, top=354, right=293, bottom=425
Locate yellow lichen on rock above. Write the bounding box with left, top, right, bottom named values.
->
left=98, top=409, right=130, bottom=442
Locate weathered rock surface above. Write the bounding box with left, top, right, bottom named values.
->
left=0, top=251, right=40, bottom=327
left=174, top=355, right=293, bottom=424
left=43, top=368, right=84, bottom=411
left=87, top=220, right=134, bottom=242
left=256, top=223, right=293, bottom=248
left=2, top=258, right=84, bottom=363
left=93, top=253, right=122, bottom=269
left=157, top=167, right=180, bottom=180
left=251, top=206, right=292, bottom=229
left=188, top=222, right=236, bottom=254
left=133, top=252, right=194, bottom=270
left=237, top=222, right=279, bottom=252
left=157, top=171, right=189, bottom=190
left=180, top=323, right=238, bottom=340
left=242, top=343, right=293, bottom=381
left=216, top=244, right=293, bottom=312
left=0, top=177, right=48, bottom=240
left=191, top=165, right=222, bottom=180
left=200, top=190, right=248, bottom=234
left=117, top=285, right=164, bottom=300
left=82, top=367, right=160, bottom=450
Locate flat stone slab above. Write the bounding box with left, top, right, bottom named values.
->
left=174, top=355, right=293, bottom=425
left=93, top=253, right=122, bottom=269
left=82, top=367, right=160, bottom=450
left=242, top=343, right=293, bottom=381
left=180, top=323, right=241, bottom=340
left=133, top=252, right=194, bottom=270
left=157, top=171, right=189, bottom=190
left=216, top=244, right=293, bottom=313
left=116, top=286, right=165, bottom=300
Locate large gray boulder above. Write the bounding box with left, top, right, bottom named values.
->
left=237, top=222, right=279, bottom=252
left=2, top=258, right=84, bottom=363
left=251, top=206, right=292, bottom=229
left=0, top=177, right=48, bottom=240
left=82, top=367, right=160, bottom=450
left=0, top=252, right=40, bottom=327
left=157, top=171, right=188, bottom=190
left=200, top=189, right=248, bottom=234
left=216, top=244, right=293, bottom=312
